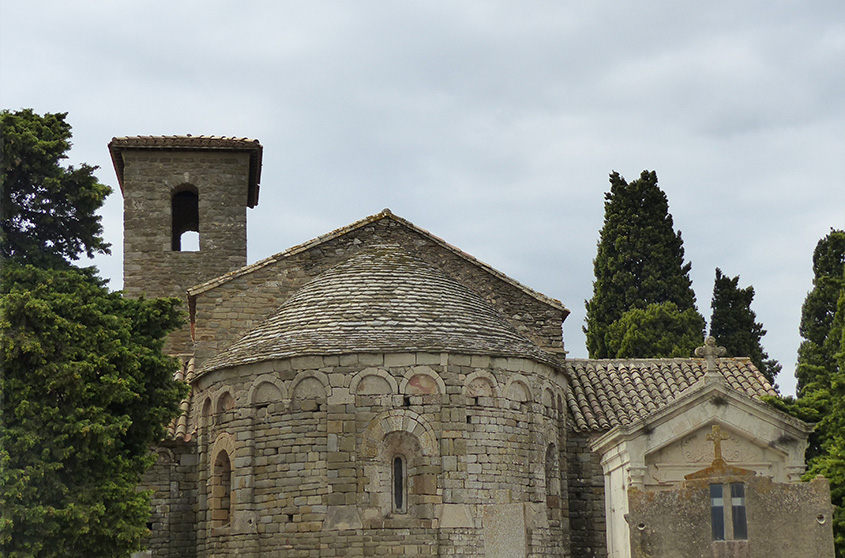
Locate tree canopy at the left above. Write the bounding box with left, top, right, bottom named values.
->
left=1, top=109, right=112, bottom=268
left=0, top=109, right=187, bottom=557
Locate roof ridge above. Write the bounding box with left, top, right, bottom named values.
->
left=110, top=134, right=261, bottom=145
left=186, top=209, right=568, bottom=315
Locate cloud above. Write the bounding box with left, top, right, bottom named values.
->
left=2, top=1, right=843, bottom=396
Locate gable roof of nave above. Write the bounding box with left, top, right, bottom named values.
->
left=187, top=208, right=567, bottom=316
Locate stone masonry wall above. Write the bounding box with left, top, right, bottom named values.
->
left=191, top=217, right=567, bottom=370
left=627, top=475, right=835, bottom=558
left=178, top=352, right=569, bottom=557
left=121, top=150, right=252, bottom=353
left=141, top=441, right=198, bottom=558
left=566, top=429, right=607, bottom=558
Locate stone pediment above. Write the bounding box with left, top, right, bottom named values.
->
left=661, top=426, right=767, bottom=465
left=679, top=427, right=764, bottom=464
left=590, top=376, right=816, bottom=558
left=591, top=377, right=813, bottom=488
left=644, top=424, right=780, bottom=488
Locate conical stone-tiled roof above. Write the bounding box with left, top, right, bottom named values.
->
left=200, top=244, right=561, bottom=373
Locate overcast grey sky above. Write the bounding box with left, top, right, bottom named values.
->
left=2, top=1, right=843, bottom=396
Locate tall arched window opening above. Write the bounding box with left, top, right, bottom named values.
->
left=375, top=427, right=431, bottom=519
left=211, top=450, right=233, bottom=527
left=545, top=444, right=560, bottom=511
left=172, top=186, right=199, bottom=251
left=393, top=455, right=407, bottom=514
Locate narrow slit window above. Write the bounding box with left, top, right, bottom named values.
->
left=393, top=455, right=406, bottom=513
left=731, top=483, right=747, bottom=540
left=545, top=444, right=559, bottom=510
left=710, top=484, right=725, bottom=540
left=172, top=188, right=199, bottom=251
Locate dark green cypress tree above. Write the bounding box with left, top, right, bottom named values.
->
left=605, top=302, right=706, bottom=359
left=807, top=277, right=845, bottom=556
left=796, top=229, right=845, bottom=395
left=768, top=233, right=845, bottom=555
left=709, top=268, right=780, bottom=385
left=584, top=170, right=703, bottom=358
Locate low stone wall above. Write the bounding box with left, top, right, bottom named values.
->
left=140, top=440, right=198, bottom=558
left=627, top=475, right=835, bottom=558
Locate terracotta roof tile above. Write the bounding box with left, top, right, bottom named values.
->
left=108, top=135, right=263, bottom=206
left=566, top=357, right=779, bottom=431
left=166, top=356, right=194, bottom=442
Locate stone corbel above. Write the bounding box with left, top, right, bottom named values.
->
left=628, top=464, right=647, bottom=490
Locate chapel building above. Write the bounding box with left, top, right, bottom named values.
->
left=109, top=135, right=835, bottom=558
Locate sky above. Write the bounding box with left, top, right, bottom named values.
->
left=2, top=1, right=843, bottom=396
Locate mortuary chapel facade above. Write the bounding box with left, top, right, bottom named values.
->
left=108, top=135, right=835, bottom=558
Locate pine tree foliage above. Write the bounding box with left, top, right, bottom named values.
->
left=796, top=229, right=845, bottom=395
left=0, top=109, right=186, bottom=557
left=605, top=302, right=705, bottom=359
left=0, top=264, right=187, bottom=557
left=1, top=109, right=111, bottom=268
left=585, top=170, right=703, bottom=358
left=709, top=268, right=780, bottom=385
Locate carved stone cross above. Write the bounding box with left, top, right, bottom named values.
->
left=706, top=425, right=731, bottom=462
left=695, top=336, right=726, bottom=375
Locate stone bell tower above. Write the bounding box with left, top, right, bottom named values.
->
left=109, top=135, right=262, bottom=353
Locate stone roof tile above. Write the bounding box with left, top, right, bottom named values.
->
left=566, top=357, right=779, bottom=431
left=186, top=209, right=568, bottom=316
left=109, top=134, right=260, bottom=149
left=199, top=244, right=562, bottom=374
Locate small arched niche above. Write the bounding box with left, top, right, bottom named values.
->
left=504, top=379, right=531, bottom=403
left=464, top=371, right=498, bottom=407
left=216, top=391, right=235, bottom=414
left=172, top=184, right=199, bottom=252
left=355, top=375, right=393, bottom=396
left=290, top=373, right=328, bottom=412
left=250, top=380, right=283, bottom=407
left=201, top=397, right=213, bottom=429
